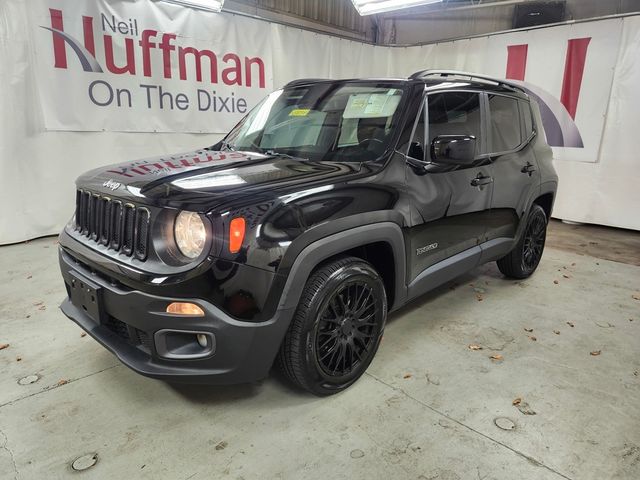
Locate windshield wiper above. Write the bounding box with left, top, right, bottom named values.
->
left=206, top=140, right=235, bottom=151
left=263, top=149, right=308, bottom=161
left=220, top=140, right=235, bottom=151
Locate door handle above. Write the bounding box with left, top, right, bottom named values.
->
left=521, top=162, right=537, bottom=175
left=471, top=174, right=493, bottom=187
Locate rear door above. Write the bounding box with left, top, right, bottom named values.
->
left=405, top=90, right=492, bottom=282
left=484, top=94, right=541, bottom=243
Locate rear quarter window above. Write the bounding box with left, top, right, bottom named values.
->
left=488, top=95, right=522, bottom=152
left=519, top=100, right=534, bottom=139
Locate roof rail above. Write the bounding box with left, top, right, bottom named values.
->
left=409, top=70, right=526, bottom=93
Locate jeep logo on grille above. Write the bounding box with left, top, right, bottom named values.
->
left=103, top=179, right=121, bottom=191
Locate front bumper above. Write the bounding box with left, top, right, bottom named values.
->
left=59, top=247, right=294, bottom=385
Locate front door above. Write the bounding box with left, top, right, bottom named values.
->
left=405, top=91, right=493, bottom=283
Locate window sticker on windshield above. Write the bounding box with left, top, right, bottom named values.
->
left=289, top=108, right=311, bottom=117
left=343, top=93, right=401, bottom=119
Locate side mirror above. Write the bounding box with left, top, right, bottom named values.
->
left=407, top=141, right=425, bottom=160
left=431, top=135, right=477, bottom=166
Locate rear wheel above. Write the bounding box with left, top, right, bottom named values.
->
left=277, top=256, right=387, bottom=396
left=497, top=204, right=547, bottom=279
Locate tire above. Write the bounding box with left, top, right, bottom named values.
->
left=277, top=256, right=387, bottom=396
left=497, top=203, right=548, bottom=279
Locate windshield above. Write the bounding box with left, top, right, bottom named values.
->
left=222, top=82, right=407, bottom=162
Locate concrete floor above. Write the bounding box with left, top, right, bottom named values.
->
left=0, top=226, right=639, bottom=480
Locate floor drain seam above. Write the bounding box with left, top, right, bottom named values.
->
left=0, top=364, right=120, bottom=410
left=0, top=428, right=19, bottom=480
left=365, top=372, right=574, bottom=480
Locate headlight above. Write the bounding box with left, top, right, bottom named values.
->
left=174, top=211, right=206, bottom=259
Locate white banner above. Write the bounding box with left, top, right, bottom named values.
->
left=28, top=0, right=273, bottom=133
left=477, top=22, right=621, bottom=164
left=1, top=1, right=639, bottom=244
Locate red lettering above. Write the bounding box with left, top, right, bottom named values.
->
left=245, top=57, right=265, bottom=88
left=506, top=38, right=591, bottom=119
left=106, top=169, right=133, bottom=178
left=47, top=10, right=269, bottom=88
left=178, top=47, right=218, bottom=83
left=139, top=29, right=158, bottom=77
left=505, top=44, right=528, bottom=81
left=50, top=9, right=67, bottom=68
left=104, top=36, right=136, bottom=74
left=159, top=33, right=176, bottom=79
left=82, top=16, right=96, bottom=56
left=222, top=53, right=242, bottom=86
left=560, top=38, right=591, bottom=119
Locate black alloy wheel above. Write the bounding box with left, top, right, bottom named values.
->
left=278, top=256, right=387, bottom=396
left=497, top=203, right=548, bottom=279
left=314, top=281, right=378, bottom=378
left=522, top=209, right=546, bottom=271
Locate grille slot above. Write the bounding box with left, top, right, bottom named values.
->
left=134, top=209, right=150, bottom=261
left=111, top=200, right=123, bottom=250
left=80, top=191, right=90, bottom=234
left=74, top=190, right=150, bottom=261
left=99, top=197, right=110, bottom=245
left=122, top=204, right=135, bottom=256
left=90, top=194, right=99, bottom=240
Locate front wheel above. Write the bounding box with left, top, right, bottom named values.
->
left=497, top=203, right=548, bottom=279
left=277, top=256, right=387, bottom=396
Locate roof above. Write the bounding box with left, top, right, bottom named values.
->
left=283, top=70, right=528, bottom=98
left=411, top=70, right=526, bottom=94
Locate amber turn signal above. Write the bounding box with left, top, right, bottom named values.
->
left=229, top=217, right=246, bottom=253
left=166, top=302, right=205, bottom=316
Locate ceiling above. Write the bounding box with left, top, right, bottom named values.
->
left=223, top=0, right=640, bottom=44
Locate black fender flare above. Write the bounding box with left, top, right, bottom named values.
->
left=276, top=220, right=408, bottom=312
left=512, top=180, right=557, bottom=245
left=539, top=180, right=558, bottom=206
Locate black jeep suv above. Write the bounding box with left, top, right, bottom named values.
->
left=59, top=70, right=557, bottom=395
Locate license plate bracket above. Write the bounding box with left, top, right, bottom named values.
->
left=69, top=271, right=104, bottom=324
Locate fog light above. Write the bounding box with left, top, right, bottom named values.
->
left=196, top=334, right=208, bottom=348
left=166, top=302, right=205, bottom=316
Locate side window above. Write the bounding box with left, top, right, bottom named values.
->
left=427, top=92, right=482, bottom=159
left=488, top=95, right=522, bottom=152
left=519, top=100, right=534, bottom=139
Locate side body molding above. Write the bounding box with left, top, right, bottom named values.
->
left=407, top=245, right=481, bottom=301
left=277, top=222, right=408, bottom=312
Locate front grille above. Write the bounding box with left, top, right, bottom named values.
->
left=74, top=189, right=150, bottom=261
left=135, top=329, right=153, bottom=350
left=104, top=316, right=130, bottom=341
left=103, top=316, right=152, bottom=352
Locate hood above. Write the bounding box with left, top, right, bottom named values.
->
left=76, top=149, right=364, bottom=211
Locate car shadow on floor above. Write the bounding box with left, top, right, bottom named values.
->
left=166, top=263, right=511, bottom=403
left=385, top=262, right=509, bottom=326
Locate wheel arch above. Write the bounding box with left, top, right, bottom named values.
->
left=533, top=190, right=555, bottom=221
left=276, top=221, right=407, bottom=313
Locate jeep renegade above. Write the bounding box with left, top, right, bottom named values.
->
left=59, top=70, right=558, bottom=395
